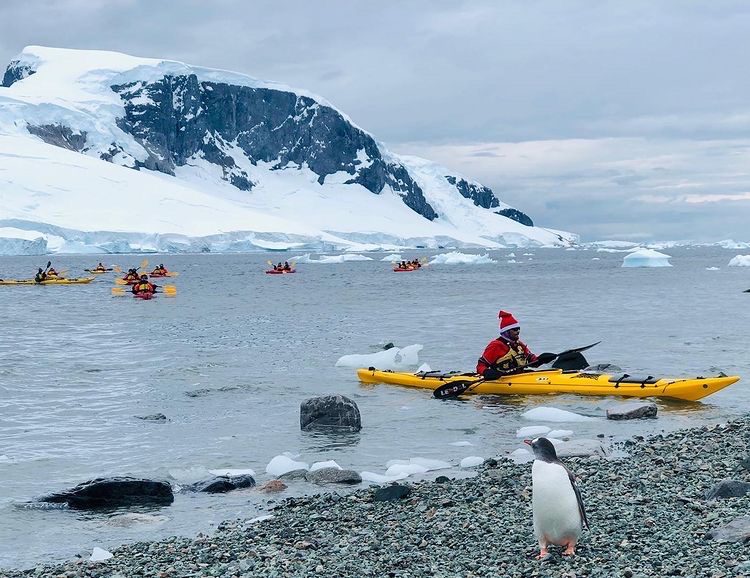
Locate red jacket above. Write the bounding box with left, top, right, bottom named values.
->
left=476, top=336, right=537, bottom=374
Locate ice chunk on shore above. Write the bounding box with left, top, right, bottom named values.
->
left=335, top=344, right=422, bottom=369
left=548, top=429, right=574, bottom=438
left=521, top=407, right=594, bottom=422
left=90, top=547, right=113, bottom=562
left=510, top=448, right=533, bottom=463
left=266, top=455, right=309, bottom=476
left=360, top=471, right=409, bottom=483
left=409, top=457, right=451, bottom=471
left=310, top=460, right=342, bottom=471
left=622, top=248, right=672, bottom=268
left=460, top=456, right=484, bottom=468
left=515, top=425, right=551, bottom=438
left=385, top=463, right=429, bottom=476
left=728, top=255, right=750, bottom=267
left=429, top=251, right=496, bottom=265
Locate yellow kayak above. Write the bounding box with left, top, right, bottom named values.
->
left=0, top=277, right=96, bottom=285
left=356, top=367, right=740, bottom=401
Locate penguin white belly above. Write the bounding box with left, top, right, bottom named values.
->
left=531, top=460, right=582, bottom=545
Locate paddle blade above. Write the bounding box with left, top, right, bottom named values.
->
left=552, top=352, right=590, bottom=371
left=112, top=265, right=122, bottom=273
left=267, top=260, right=273, bottom=266
left=163, top=285, right=177, bottom=297
left=433, top=378, right=483, bottom=399
left=166, top=271, right=179, bottom=277
left=114, top=278, right=128, bottom=285
left=111, top=287, right=126, bottom=297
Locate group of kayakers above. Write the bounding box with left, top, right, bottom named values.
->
left=122, top=264, right=170, bottom=296
left=396, top=259, right=422, bottom=270
left=271, top=261, right=293, bottom=272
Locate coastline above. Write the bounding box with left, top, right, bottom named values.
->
left=6, top=417, right=750, bottom=578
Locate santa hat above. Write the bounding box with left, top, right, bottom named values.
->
left=498, top=310, right=520, bottom=333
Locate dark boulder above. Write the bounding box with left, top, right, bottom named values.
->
left=705, top=479, right=750, bottom=500
left=707, top=516, right=750, bottom=542
left=39, top=477, right=173, bottom=509
left=373, top=484, right=411, bottom=502
left=300, top=395, right=361, bottom=431
left=185, top=474, right=256, bottom=493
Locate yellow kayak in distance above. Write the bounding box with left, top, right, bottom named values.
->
left=356, top=367, right=740, bottom=401
left=0, top=277, right=96, bottom=285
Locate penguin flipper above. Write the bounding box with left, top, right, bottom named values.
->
left=563, top=466, right=589, bottom=531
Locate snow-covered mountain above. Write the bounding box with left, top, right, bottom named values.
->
left=0, top=46, right=576, bottom=255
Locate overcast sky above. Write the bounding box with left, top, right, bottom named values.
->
left=2, top=0, right=749, bottom=242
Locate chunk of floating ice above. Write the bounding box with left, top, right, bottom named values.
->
left=548, top=429, right=574, bottom=438
left=417, top=363, right=432, bottom=373
left=450, top=441, right=474, bottom=447
left=460, top=456, right=484, bottom=468
left=429, top=252, right=496, bottom=265
left=409, top=457, right=451, bottom=471
left=510, top=448, right=533, bottom=463
left=249, top=515, right=274, bottom=524
left=208, top=468, right=256, bottom=477
left=265, top=455, right=309, bottom=476
left=335, top=344, right=423, bottom=370
left=385, top=463, right=429, bottom=476
left=521, top=407, right=594, bottom=422
left=90, top=547, right=113, bottom=562
left=360, top=471, right=409, bottom=483
left=706, top=267, right=719, bottom=271
left=382, top=254, right=402, bottom=262
left=622, top=248, right=672, bottom=268
left=294, top=253, right=373, bottom=264
left=310, top=460, right=342, bottom=472
left=515, top=425, right=551, bottom=438
left=728, top=255, right=750, bottom=267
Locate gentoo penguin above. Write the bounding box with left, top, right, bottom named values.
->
left=524, top=437, right=589, bottom=558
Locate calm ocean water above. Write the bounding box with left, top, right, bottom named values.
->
left=1, top=247, right=748, bottom=569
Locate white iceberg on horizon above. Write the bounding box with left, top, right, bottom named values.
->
left=622, top=248, right=672, bottom=268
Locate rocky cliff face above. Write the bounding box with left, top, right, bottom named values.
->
left=5, top=56, right=533, bottom=228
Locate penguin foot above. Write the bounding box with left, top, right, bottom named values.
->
left=536, top=547, right=550, bottom=560
left=562, top=544, right=577, bottom=556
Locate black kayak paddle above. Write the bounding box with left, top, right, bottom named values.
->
left=433, top=341, right=601, bottom=400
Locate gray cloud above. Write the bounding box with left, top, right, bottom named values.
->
left=1, top=0, right=749, bottom=241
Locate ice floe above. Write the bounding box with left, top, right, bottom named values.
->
left=515, top=425, right=551, bottom=438
left=335, top=344, right=423, bottom=370
left=265, top=455, right=309, bottom=476
left=429, top=251, right=496, bottom=265
left=728, top=255, right=750, bottom=267
left=293, top=253, right=373, bottom=264
left=521, top=407, right=594, bottom=422
left=460, top=456, right=484, bottom=468
left=622, top=248, right=672, bottom=267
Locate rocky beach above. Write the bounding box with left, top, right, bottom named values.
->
left=6, top=416, right=750, bottom=578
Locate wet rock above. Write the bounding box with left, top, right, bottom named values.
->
left=382, top=342, right=395, bottom=350
left=705, top=479, right=750, bottom=500
left=135, top=413, right=168, bottom=421
left=707, top=516, right=750, bottom=542
left=185, top=475, right=256, bottom=493
left=39, top=477, right=173, bottom=509
left=279, top=469, right=309, bottom=481
left=305, top=467, right=362, bottom=485
left=300, top=395, right=362, bottom=431
left=258, top=480, right=288, bottom=493
left=606, top=402, right=658, bottom=420
left=373, top=484, right=411, bottom=502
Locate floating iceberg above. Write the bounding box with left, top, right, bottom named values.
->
left=728, top=255, right=750, bottom=267
left=293, top=253, right=373, bottom=264
left=521, top=407, right=594, bottom=422
left=335, top=344, right=423, bottom=370
left=429, top=251, right=496, bottom=265
left=622, top=248, right=672, bottom=268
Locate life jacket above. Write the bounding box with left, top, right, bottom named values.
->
left=132, top=281, right=155, bottom=294
left=477, top=336, right=534, bottom=374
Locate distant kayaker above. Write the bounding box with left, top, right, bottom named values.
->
left=131, top=274, right=156, bottom=295
left=283, top=261, right=291, bottom=271
left=124, top=268, right=139, bottom=281
left=46, top=267, right=59, bottom=278
left=34, top=267, right=47, bottom=283
left=95, top=262, right=107, bottom=271
left=476, top=310, right=538, bottom=379
left=152, top=264, right=168, bottom=275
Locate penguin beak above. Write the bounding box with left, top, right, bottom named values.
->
left=523, top=439, right=532, bottom=446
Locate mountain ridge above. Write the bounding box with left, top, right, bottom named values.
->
left=0, top=46, right=576, bottom=254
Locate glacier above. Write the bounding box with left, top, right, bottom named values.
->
left=0, top=46, right=579, bottom=255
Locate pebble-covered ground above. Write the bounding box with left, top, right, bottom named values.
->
left=7, top=417, right=750, bottom=578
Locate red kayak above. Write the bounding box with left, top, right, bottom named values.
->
left=149, top=273, right=169, bottom=278
left=265, top=269, right=296, bottom=275
left=393, top=267, right=419, bottom=272
left=134, top=291, right=156, bottom=300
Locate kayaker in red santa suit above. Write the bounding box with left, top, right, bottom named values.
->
left=476, top=310, right=539, bottom=380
